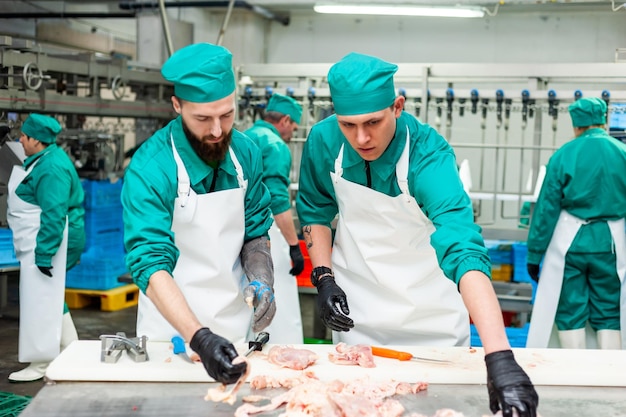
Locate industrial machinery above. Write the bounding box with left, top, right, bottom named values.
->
left=235, top=62, right=626, bottom=239
left=57, top=130, right=125, bottom=180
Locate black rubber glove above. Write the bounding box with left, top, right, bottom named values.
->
left=288, top=244, right=305, bottom=276
left=316, top=277, right=354, bottom=332
left=527, top=264, right=540, bottom=283
left=190, top=328, right=247, bottom=385
left=37, top=266, right=53, bottom=277
left=485, top=350, right=539, bottom=417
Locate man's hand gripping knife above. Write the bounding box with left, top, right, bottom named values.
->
left=190, top=328, right=247, bottom=384
left=241, top=236, right=276, bottom=332
left=311, top=266, right=354, bottom=332
left=485, top=350, right=539, bottom=417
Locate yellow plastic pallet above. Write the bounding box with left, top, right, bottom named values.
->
left=65, top=284, right=139, bottom=312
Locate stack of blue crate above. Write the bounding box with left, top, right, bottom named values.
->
left=512, top=242, right=537, bottom=283
left=470, top=324, right=530, bottom=348
left=66, top=179, right=127, bottom=290
left=0, top=228, right=18, bottom=266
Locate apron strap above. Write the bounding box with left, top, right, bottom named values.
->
left=170, top=135, right=191, bottom=207
left=228, top=147, right=247, bottom=191
left=396, top=126, right=411, bottom=203
left=333, top=144, right=345, bottom=183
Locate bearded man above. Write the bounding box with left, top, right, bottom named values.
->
left=121, top=43, right=274, bottom=385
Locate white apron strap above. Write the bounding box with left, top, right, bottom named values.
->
left=526, top=210, right=586, bottom=348
left=607, top=219, right=626, bottom=348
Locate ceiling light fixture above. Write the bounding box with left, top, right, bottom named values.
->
left=313, top=4, right=486, bottom=18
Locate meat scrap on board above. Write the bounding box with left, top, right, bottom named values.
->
left=327, top=342, right=376, bottom=368
left=205, top=356, right=250, bottom=405
left=267, top=345, right=319, bottom=370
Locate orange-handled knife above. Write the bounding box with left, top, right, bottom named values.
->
left=371, top=346, right=451, bottom=364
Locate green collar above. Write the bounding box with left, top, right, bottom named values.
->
left=253, top=119, right=281, bottom=137
left=24, top=144, right=56, bottom=168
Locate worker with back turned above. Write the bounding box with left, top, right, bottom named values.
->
left=526, top=97, right=626, bottom=350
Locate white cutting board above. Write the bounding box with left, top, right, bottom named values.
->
left=46, top=341, right=626, bottom=386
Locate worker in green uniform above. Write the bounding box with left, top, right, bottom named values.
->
left=7, top=114, right=84, bottom=382
left=122, top=43, right=275, bottom=385
left=296, top=52, right=538, bottom=417
left=526, top=97, right=626, bottom=350
left=244, top=93, right=305, bottom=344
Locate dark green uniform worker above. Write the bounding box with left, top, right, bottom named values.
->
left=526, top=97, right=626, bottom=350
left=8, top=113, right=84, bottom=382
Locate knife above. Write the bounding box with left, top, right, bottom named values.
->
left=171, top=335, right=194, bottom=364
left=371, top=346, right=451, bottom=364
left=243, top=332, right=270, bottom=357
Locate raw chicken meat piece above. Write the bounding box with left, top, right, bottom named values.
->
left=236, top=373, right=429, bottom=417
left=250, top=371, right=319, bottom=390
left=327, top=342, right=376, bottom=368
left=205, top=356, right=250, bottom=405
left=268, top=345, right=319, bottom=370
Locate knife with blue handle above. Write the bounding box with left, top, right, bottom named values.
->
left=171, top=335, right=194, bottom=364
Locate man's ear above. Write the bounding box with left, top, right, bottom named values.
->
left=393, top=96, right=405, bottom=117
left=171, top=96, right=182, bottom=114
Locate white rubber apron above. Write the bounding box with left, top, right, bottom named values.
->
left=526, top=211, right=626, bottom=348
left=330, top=126, right=469, bottom=346
left=7, top=159, right=68, bottom=362
left=262, top=221, right=304, bottom=344
left=136, top=138, right=253, bottom=343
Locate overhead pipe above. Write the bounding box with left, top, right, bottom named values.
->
left=158, top=0, right=174, bottom=57
left=119, top=1, right=290, bottom=26
left=216, top=0, right=236, bottom=46
left=0, top=12, right=135, bottom=19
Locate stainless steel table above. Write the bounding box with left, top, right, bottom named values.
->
left=19, top=381, right=626, bottom=417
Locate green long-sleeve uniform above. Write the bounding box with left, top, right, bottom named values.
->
left=244, top=120, right=292, bottom=216
left=296, top=111, right=491, bottom=285
left=527, top=128, right=626, bottom=330
left=17, top=144, right=86, bottom=270
left=122, top=116, right=273, bottom=293
left=17, top=144, right=85, bottom=315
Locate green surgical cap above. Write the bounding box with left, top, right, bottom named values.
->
left=161, top=43, right=236, bottom=103
left=267, top=93, right=303, bottom=124
left=568, top=97, right=607, bottom=127
left=22, top=114, right=62, bottom=144
left=328, top=52, right=398, bottom=116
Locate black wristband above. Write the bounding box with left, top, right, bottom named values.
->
left=311, top=266, right=333, bottom=287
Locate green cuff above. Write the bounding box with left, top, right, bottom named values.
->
left=136, top=263, right=173, bottom=294
left=271, top=199, right=292, bottom=217
left=35, top=254, right=52, bottom=268
left=456, top=257, right=492, bottom=283
left=526, top=251, right=544, bottom=265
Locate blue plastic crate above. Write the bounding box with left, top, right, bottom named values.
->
left=506, top=324, right=530, bottom=348
left=512, top=242, right=537, bottom=283
left=66, top=250, right=127, bottom=290
left=484, top=239, right=514, bottom=265
left=0, top=228, right=17, bottom=265
left=82, top=179, right=123, bottom=209
left=470, top=324, right=530, bottom=348
left=83, top=206, right=124, bottom=254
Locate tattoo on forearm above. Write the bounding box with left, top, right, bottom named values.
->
left=303, top=226, right=313, bottom=249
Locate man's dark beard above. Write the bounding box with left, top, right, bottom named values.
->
left=182, top=119, right=232, bottom=164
